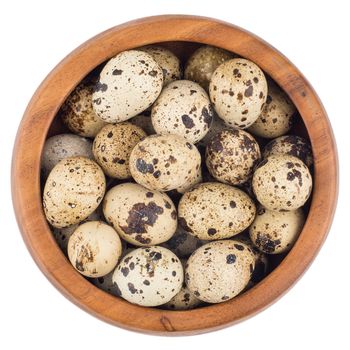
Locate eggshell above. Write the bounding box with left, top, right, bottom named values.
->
left=138, top=46, right=181, bottom=86
left=61, top=81, right=108, bottom=137
left=249, top=206, right=305, bottom=254
left=92, top=50, right=163, bottom=123
left=252, top=155, right=312, bottom=211
left=263, top=135, right=313, bottom=167
left=112, top=246, right=183, bottom=306
left=93, top=123, right=146, bottom=179
left=184, top=45, right=234, bottom=91
left=185, top=240, right=255, bottom=303
left=43, top=157, right=106, bottom=228
left=248, top=80, right=296, bottom=138
left=178, top=182, right=256, bottom=240
left=151, top=80, right=214, bottom=143
left=206, top=129, right=261, bottom=185
left=209, top=58, right=267, bottom=128
left=129, top=134, right=201, bottom=191
left=68, top=221, right=122, bottom=277
left=103, top=183, right=177, bottom=246
left=41, top=134, right=93, bottom=176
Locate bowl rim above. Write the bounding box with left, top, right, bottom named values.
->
left=12, top=15, right=338, bottom=335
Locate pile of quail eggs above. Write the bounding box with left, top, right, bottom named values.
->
left=42, top=44, right=313, bottom=309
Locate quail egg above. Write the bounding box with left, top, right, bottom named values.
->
left=263, top=135, right=313, bottom=167
left=249, top=206, right=305, bottom=254
left=209, top=58, right=267, bottom=128
left=151, top=80, right=214, bottom=143
left=67, top=221, right=122, bottom=277
left=248, top=80, right=296, bottom=138
left=185, top=240, right=255, bottom=303
left=103, top=183, right=177, bottom=246
left=41, top=134, right=93, bottom=176
left=61, top=81, right=108, bottom=137
left=93, top=122, right=146, bottom=179
left=206, top=129, right=261, bottom=185
left=92, top=50, right=163, bottom=123
left=129, top=134, right=201, bottom=191
left=178, top=182, right=256, bottom=240
left=197, top=115, right=229, bottom=147
left=138, top=46, right=181, bottom=86
left=112, top=246, right=183, bottom=306
left=43, top=157, right=106, bottom=228
left=184, top=45, right=234, bottom=91
left=252, top=155, right=312, bottom=211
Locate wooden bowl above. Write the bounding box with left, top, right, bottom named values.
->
left=12, top=15, right=338, bottom=335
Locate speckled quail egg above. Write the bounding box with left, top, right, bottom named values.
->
left=184, top=45, right=234, bottom=91
left=93, top=123, right=146, bottom=179
left=197, top=115, right=229, bottom=147
left=252, top=155, right=312, bottom=211
left=209, top=58, right=268, bottom=128
left=68, top=221, right=122, bottom=277
left=178, top=182, right=256, bottom=240
left=206, top=129, right=261, bottom=185
left=52, top=206, right=104, bottom=253
left=61, top=81, right=108, bottom=137
left=129, top=134, right=201, bottom=191
left=103, top=183, right=177, bottom=246
left=249, top=206, right=305, bottom=254
left=41, top=134, right=93, bottom=176
left=185, top=240, right=255, bottom=303
left=162, top=225, right=204, bottom=258
left=112, top=246, right=183, bottom=306
left=247, top=80, right=296, bottom=138
left=163, top=259, right=202, bottom=310
left=130, top=114, right=155, bottom=135
left=43, top=157, right=106, bottom=228
left=92, top=50, right=163, bottom=123
left=138, top=46, right=181, bottom=86
left=176, top=166, right=202, bottom=194
left=263, top=135, right=313, bottom=168
left=151, top=80, right=214, bottom=143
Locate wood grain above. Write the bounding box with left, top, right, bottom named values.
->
left=11, top=15, right=338, bottom=335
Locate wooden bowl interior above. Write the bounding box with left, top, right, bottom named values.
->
left=45, top=40, right=312, bottom=300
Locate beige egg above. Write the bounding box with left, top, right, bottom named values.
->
left=163, top=284, right=202, bottom=310
left=162, top=225, right=204, bottom=258
left=151, top=80, right=214, bottom=143
left=52, top=206, right=104, bottom=254
left=185, top=240, right=255, bottom=303
left=130, top=114, right=155, bottom=135
left=41, top=134, right=93, bottom=177
left=249, top=206, right=305, bottom=254
left=61, top=81, right=108, bottom=137
left=248, top=80, right=296, bottom=138
left=112, top=246, right=183, bottom=306
left=43, top=157, right=106, bottom=228
left=67, top=221, right=122, bottom=277
left=263, top=135, right=313, bottom=168
left=184, top=45, right=234, bottom=91
left=93, top=123, right=146, bottom=179
left=129, top=134, right=201, bottom=191
left=206, top=129, right=261, bottom=185
left=138, top=46, right=181, bottom=86
left=178, top=182, right=256, bottom=240
left=252, top=155, right=312, bottom=211
left=176, top=166, right=202, bottom=194
left=197, top=115, right=229, bottom=147
left=103, top=183, right=177, bottom=246
left=209, top=58, right=267, bottom=128
left=92, top=50, right=163, bottom=123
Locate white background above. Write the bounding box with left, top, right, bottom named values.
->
left=1, top=0, right=349, bottom=349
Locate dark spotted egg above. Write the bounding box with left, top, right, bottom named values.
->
left=151, top=80, right=214, bottom=143
left=92, top=50, right=163, bottom=123
left=252, top=155, right=312, bottom=211
left=209, top=58, right=267, bottom=129
left=112, top=246, right=183, bottom=306
left=185, top=240, right=255, bottom=303
left=103, top=183, right=177, bottom=246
